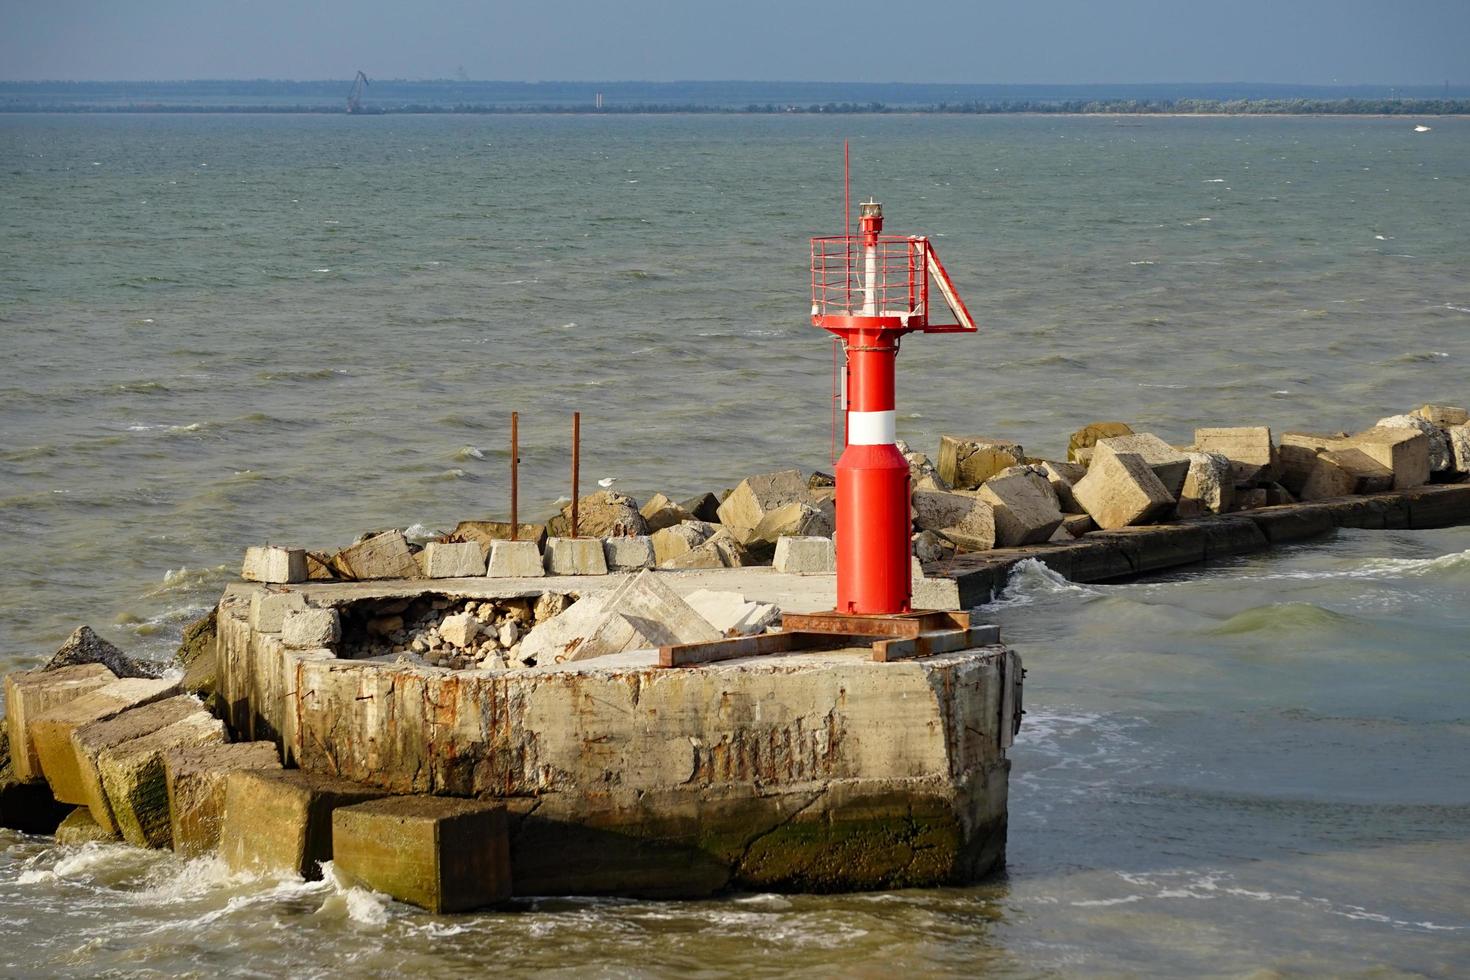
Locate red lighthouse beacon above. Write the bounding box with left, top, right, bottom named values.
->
left=811, top=186, right=977, bottom=615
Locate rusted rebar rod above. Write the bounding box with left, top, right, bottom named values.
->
left=510, top=411, right=519, bottom=540
left=570, top=411, right=581, bottom=538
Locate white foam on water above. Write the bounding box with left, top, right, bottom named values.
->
left=1129, top=260, right=1155, bottom=265
left=1253, top=548, right=1470, bottom=583
left=403, top=522, right=437, bottom=541
left=982, top=558, right=1104, bottom=611
left=1203, top=178, right=1225, bottom=183
left=1444, top=304, right=1470, bottom=314
left=454, top=445, right=486, bottom=461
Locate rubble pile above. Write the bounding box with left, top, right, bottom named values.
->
left=337, top=593, right=574, bottom=670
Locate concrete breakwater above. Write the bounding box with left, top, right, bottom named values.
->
left=3, top=402, right=1468, bottom=913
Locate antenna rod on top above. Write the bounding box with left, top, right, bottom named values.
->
left=844, top=140, right=850, bottom=242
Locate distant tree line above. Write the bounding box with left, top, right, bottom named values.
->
left=2, top=98, right=1467, bottom=115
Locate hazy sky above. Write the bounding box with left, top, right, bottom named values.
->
left=2, top=0, right=1466, bottom=84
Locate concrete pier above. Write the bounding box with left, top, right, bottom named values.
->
left=215, top=579, right=1020, bottom=896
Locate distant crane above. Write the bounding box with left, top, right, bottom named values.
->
left=346, top=71, right=370, bottom=113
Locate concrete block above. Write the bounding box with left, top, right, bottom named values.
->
left=332, top=796, right=511, bottom=912
left=772, top=535, right=837, bottom=575
left=544, top=537, right=610, bottom=575
left=651, top=521, right=719, bottom=565
left=661, top=529, right=747, bottom=569
left=978, top=472, right=1064, bottom=546
left=164, top=741, right=282, bottom=857
left=71, top=695, right=201, bottom=833
left=603, top=535, right=657, bottom=572
left=749, top=501, right=832, bottom=554
left=1067, top=421, right=1133, bottom=463
left=679, top=492, right=722, bottom=523
left=452, top=521, right=548, bottom=557
left=1176, top=451, right=1234, bottom=517
left=1448, top=424, right=1470, bottom=474
left=486, top=539, right=546, bottom=577
left=1235, top=488, right=1269, bottom=510
left=329, top=531, right=421, bottom=581
left=639, top=493, right=694, bottom=532
left=1061, top=513, right=1097, bottom=537
left=911, top=490, right=996, bottom=552
left=423, top=541, right=487, bottom=578
left=1375, top=415, right=1451, bottom=472
left=99, top=710, right=225, bottom=848
left=248, top=590, right=308, bottom=632
left=1193, top=426, right=1278, bottom=484
left=1300, top=448, right=1394, bottom=499
left=565, top=570, right=720, bottom=661
left=1038, top=461, right=1087, bottom=513
left=1411, top=404, right=1469, bottom=428
left=1345, top=426, right=1430, bottom=489
left=219, top=769, right=389, bottom=879
left=911, top=529, right=954, bottom=563
left=281, top=607, right=341, bottom=650
left=936, top=436, right=1025, bottom=490
left=439, top=612, right=481, bottom=649
left=1072, top=449, right=1175, bottom=530
left=241, top=546, right=306, bottom=584
left=5, top=664, right=115, bottom=782
left=683, top=589, right=781, bottom=636
left=1278, top=432, right=1349, bottom=495
left=716, top=470, right=812, bottom=546
left=31, top=678, right=180, bottom=805
left=1095, top=433, right=1191, bottom=497
left=56, top=806, right=118, bottom=845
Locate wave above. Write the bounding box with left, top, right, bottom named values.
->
left=1252, top=549, right=1470, bottom=584
left=1206, top=602, right=1361, bottom=636
left=453, top=445, right=486, bottom=461
left=1389, top=351, right=1450, bottom=364
left=255, top=368, right=348, bottom=383
left=145, top=565, right=232, bottom=597
left=982, top=558, right=1104, bottom=610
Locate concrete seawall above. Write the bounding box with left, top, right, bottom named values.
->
left=935, top=483, right=1470, bottom=607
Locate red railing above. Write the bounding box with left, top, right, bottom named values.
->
left=811, top=235, right=930, bottom=328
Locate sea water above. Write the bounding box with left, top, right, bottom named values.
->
left=1, top=112, right=1467, bottom=976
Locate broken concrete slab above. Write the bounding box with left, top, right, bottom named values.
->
left=604, top=535, right=657, bottom=572
left=1177, top=451, right=1235, bottom=518
left=1067, top=421, right=1133, bottom=463
left=548, top=490, right=648, bottom=539
left=219, top=769, right=389, bottom=879
left=452, top=521, right=548, bottom=557
left=639, top=493, right=695, bottom=533
left=486, top=539, right=546, bottom=577
left=1095, top=433, right=1192, bottom=497
left=661, top=528, right=748, bottom=569
left=650, top=520, right=719, bottom=566
left=164, top=741, right=282, bottom=857
left=978, top=472, right=1064, bottom=546
left=332, top=796, right=512, bottom=912
left=31, top=678, right=181, bottom=806
left=1300, top=448, right=1395, bottom=500
left=1345, top=425, right=1431, bottom=489
left=55, top=805, right=118, bottom=845
left=717, top=470, right=813, bottom=547
left=564, top=571, right=721, bottom=662
left=1193, top=426, right=1278, bottom=484
left=682, top=589, right=781, bottom=636
left=5, top=664, right=115, bottom=782
left=43, top=626, right=160, bottom=679
left=1073, top=449, right=1175, bottom=530
left=241, top=546, right=307, bottom=584
left=71, top=694, right=202, bottom=833
left=281, top=607, right=341, bottom=650
left=423, top=541, right=487, bottom=578
left=911, top=490, right=997, bottom=552
left=772, top=536, right=837, bottom=575
left=99, top=709, right=226, bottom=848
left=748, top=501, right=833, bottom=556
left=937, top=436, right=1026, bottom=490
left=248, top=589, right=308, bottom=632
left=544, top=537, right=610, bottom=575
left=330, top=531, right=422, bottom=581
left=1376, top=414, right=1452, bottom=473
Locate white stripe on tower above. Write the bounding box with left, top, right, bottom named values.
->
left=847, top=410, right=896, bottom=446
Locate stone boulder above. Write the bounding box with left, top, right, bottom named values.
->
left=978, top=472, right=1064, bottom=547
left=716, top=470, right=812, bottom=547
left=1067, top=421, right=1133, bottom=463
left=638, top=493, right=694, bottom=533
left=1375, top=415, right=1451, bottom=473
left=1038, top=461, right=1087, bottom=514
left=897, top=444, right=951, bottom=491
left=1410, top=404, right=1469, bottom=428
left=44, top=626, right=160, bottom=679
left=330, top=530, right=421, bottom=580
left=911, top=490, right=996, bottom=552
left=937, top=436, right=1026, bottom=490
left=679, top=492, right=723, bottom=523
left=911, top=530, right=956, bottom=563
left=748, top=501, right=832, bottom=556
left=1448, top=424, right=1470, bottom=474
left=661, top=529, right=749, bottom=569
left=451, top=521, right=548, bottom=556
left=650, top=520, right=720, bottom=565
left=1192, top=426, right=1278, bottom=484
left=1176, top=451, right=1234, bottom=517
left=1094, top=434, right=1191, bottom=497
left=1072, top=449, right=1175, bottom=530
left=548, top=490, right=648, bottom=539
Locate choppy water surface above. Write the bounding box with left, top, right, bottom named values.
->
left=1, top=113, right=1467, bottom=976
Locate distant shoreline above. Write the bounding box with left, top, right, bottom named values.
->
left=2, top=106, right=1467, bottom=118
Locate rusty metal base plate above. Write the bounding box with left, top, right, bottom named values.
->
left=658, top=609, right=999, bottom=668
